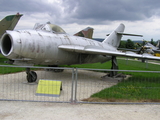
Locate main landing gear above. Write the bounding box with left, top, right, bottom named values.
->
left=101, top=56, right=125, bottom=81
left=108, top=56, right=119, bottom=77
left=26, top=68, right=37, bottom=83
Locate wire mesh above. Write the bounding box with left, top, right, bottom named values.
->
left=0, top=65, right=74, bottom=103
left=0, top=65, right=160, bottom=104
left=75, top=68, right=160, bottom=104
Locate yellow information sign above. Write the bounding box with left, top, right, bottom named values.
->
left=36, top=80, right=62, bottom=97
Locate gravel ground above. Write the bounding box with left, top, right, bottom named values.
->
left=0, top=69, right=117, bottom=102
left=0, top=101, right=160, bottom=120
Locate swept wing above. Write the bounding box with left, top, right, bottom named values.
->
left=59, top=45, right=160, bottom=60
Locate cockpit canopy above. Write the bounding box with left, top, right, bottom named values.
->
left=33, top=22, right=66, bottom=34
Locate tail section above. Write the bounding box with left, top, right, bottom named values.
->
left=0, top=13, right=23, bottom=37
left=102, top=23, right=143, bottom=48
left=102, top=23, right=125, bottom=48
left=74, top=27, right=94, bottom=39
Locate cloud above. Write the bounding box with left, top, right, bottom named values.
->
left=0, top=0, right=58, bottom=12
left=1, top=0, right=160, bottom=40
left=1, top=0, right=160, bottom=25
left=59, top=0, right=160, bottom=24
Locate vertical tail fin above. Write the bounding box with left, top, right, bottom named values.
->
left=102, top=23, right=125, bottom=48
left=74, top=27, right=94, bottom=39
left=0, top=13, right=23, bottom=37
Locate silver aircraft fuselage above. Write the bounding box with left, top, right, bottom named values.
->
left=1, top=29, right=115, bottom=65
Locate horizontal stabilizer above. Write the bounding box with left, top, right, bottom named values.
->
left=117, top=32, right=143, bottom=37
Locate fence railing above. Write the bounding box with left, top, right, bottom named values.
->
left=0, top=65, right=160, bottom=104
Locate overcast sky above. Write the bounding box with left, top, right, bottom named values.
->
left=1, top=0, right=160, bottom=41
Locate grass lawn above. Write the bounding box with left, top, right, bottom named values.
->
left=0, top=54, right=27, bottom=74
left=64, top=58, right=160, bottom=70
left=90, top=76, right=160, bottom=102
left=64, top=58, right=160, bottom=102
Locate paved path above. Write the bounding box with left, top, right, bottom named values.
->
left=0, top=101, right=160, bottom=120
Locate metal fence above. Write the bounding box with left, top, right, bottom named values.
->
left=0, top=65, right=74, bottom=103
left=75, top=68, right=160, bottom=104
left=0, top=65, right=160, bottom=104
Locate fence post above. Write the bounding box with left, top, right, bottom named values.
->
left=74, top=68, right=78, bottom=103
left=70, top=68, right=75, bottom=103
left=70, top=68, right=78, bottom=104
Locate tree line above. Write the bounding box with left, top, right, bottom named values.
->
left=119, top=39, right=158, bottom=49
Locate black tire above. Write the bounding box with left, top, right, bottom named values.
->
left=27, top=71, right=37, bottom=83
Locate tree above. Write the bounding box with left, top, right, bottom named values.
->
left=150, top=38, right=154, bottom=45
left=150, top=38, right=156, bottom=46
left=125, top=39, right=135, bottom=49
left=119, top=41, right=126, bottom=48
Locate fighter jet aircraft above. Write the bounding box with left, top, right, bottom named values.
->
left=0, top=13, right=23, bottom=37
left=1, top=22, right=160, bottom=82
left=137, top=41, right=160, bottom=56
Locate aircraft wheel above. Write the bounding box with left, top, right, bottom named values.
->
left=27, top=71, right=37, bottom=83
